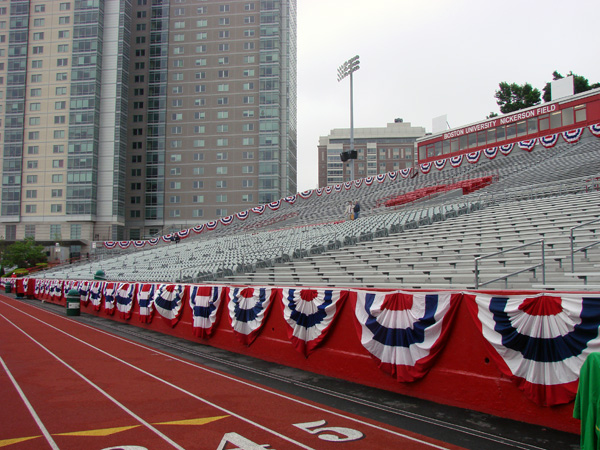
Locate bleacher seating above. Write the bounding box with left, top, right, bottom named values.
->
left=41, top=130, right=600, bottom=290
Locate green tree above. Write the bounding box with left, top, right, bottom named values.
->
left=2, top=238, right=47, bottom=269
left=542, top=71, right=600, bottom=102
left=494, top=82, right=541, bottom=114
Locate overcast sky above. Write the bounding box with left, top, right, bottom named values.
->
left=295, top=0, right=600, bottom=191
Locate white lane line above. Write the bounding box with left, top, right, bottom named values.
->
left=0, top=356, right=59, bottom=450
left=0, top=313, right=186, bottom=450
left=0, top=305, right=317, bottom=450
left=3, top=298, right=454, bottom=450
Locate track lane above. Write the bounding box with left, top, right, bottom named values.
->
left=0, top=296, right=465, bottom=450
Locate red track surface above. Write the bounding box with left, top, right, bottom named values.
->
left=0, top=295, right=466, bottom=450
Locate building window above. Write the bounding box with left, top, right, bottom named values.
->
left=25, top=225, right=36, bottom=238
left=70, top=224, right=81, bottom=239
left=50, top=224, right=62, bottom=240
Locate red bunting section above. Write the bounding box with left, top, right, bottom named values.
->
left=17, top=277, right=596, bottom=434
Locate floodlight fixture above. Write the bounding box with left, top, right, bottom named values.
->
left=337, top=56, right=360, bottom=172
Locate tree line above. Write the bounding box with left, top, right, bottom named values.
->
left=491, top=71, right=599, bottom=117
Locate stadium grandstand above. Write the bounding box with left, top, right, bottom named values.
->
left=14, top=89, right=600, bottom=436
left=39, top=105, right=600, bottom=291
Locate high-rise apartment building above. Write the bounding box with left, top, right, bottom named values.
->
left=0, top=0, right=297, bottom=259
left=317, top=120, right=425, bottom=187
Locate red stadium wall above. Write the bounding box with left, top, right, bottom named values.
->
left=30, top=282, right=579, bottom=435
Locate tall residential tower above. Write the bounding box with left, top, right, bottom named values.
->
left=0, top=0, right=297, bottom=258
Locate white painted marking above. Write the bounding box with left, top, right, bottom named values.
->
left=0, top=313, right=186, bottom=450
left=2, top=297, right=456, bottom=449
left=0, top=356, right=60, bottom=450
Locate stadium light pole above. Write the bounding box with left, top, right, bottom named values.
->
left=337, top=55, right=360, bottom=181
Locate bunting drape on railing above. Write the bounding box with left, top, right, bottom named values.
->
left=228, top=286, right=275, bottom=346
left=138, top=283, right=155, bottom=324
left=100, top=123, right=600, bottom=251
left=281, top=288, right=347, bottom=357
left=88, top=281, right=104, bottom=311
left=189, top=285, right=225, bottom=338
left=116, top=282, right=136, bottom=320
left=354, top=290, right=460, bottom=382
left=103, top=282, right=117, bottom=315
left=464, top=292, right=600, bottom=406
left=154, top=284, right=186, bottom=327
left=32, top=275, right=600, bottom=408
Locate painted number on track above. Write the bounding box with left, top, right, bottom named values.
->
left=293, top=419, right=364, bottom=442
left=216, top=420, right=363, bottom=449
left=216, top=432, right=274, bottom=450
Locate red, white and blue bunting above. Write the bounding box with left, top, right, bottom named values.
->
left=101, top=123, right=600, bottom=251
left=103, top=282, right=117, bottom=315
left=228, top=287, right=275, bottom=346
left=298, top=190, right=313, bottom=200
left=116, top=282, right=136, bottom=320
left=87, top=281, right=104, bottom=311
left=499, top=143, right=514, bottom=155
left=236, top=210, right=249, bottom=220
left=281, top=288, right=347, bottom=357
left=484, top=147, right=498, bottom=159
left=464, top=293, right=600, bottom=406
left=518, top=139, right=537, bottom=152
left=562, top=128, right=584, bottom=144
left=50, top=280, right=63, bottom=301
left=268, top=200, right=282, bottom=211
left=34, top=279, right=42, bottom=298
left=189, top=285, right=225, bottom=338
left=399, top=168, right=412, bottom=178
left=78, top=281, right=90, bottom=303
left=138, top=283, right=155, bottom=323
left=154, top=284, right=186, bottom=327
left=450, top=155, right=463, bottom=168
left=466, top=151, right=481, bottom=164
left=284, top=195, right=297, bottom=204
left=220, top=215, right=234, bottom=226
left=540, top=134, right=559, bottom=148
left=354, top=290, right=460, bottom=382
left=433, top=159, right=446, bottom=171
left=420, top=162, right=432, bottom=174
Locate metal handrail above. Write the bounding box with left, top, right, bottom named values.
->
left=570, top=218, right=600, bottom=272
left=474, top=239, right=545, bottom=289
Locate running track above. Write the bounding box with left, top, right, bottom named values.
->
left=0, top=295, right=466, bottom=450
